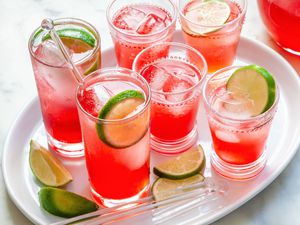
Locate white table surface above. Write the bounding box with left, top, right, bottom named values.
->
left=1, top=0, right=300, bottom=224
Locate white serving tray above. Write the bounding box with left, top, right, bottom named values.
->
left=3, top=31, right=300, bottom=225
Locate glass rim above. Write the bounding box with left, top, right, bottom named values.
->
left=178, top=0, right=247, bottom=29
left=28, top=17, right=100, bottom=68
left=132, top=41, right=208, bottom=96
left=76, top=67, right=151, bottom=124
left=106, top=0, right=177, bottom=38
left=203, top=65, right=280, bottom=123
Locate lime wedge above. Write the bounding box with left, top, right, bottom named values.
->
left=226, top=65, right=276, bottom=116
left=152, top=174, right=205, bottom=201
left=29, top=140, right=72, bottom=187
left=153, top=145, right=205, bottom=180
left=43, top=28, right=96, bottom=48
left=96, top=90, right=148, bottom=148
left=83, top=57, right=100, bottom=76
left=185, top=0, right=231, bottom=35
left=39, top=187, right=98, bottom=218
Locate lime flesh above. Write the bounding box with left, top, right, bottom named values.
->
left=83, top=57, right=100, bottom=76
left=96, top=90, right=148, bottom=148
left=42, top=28, right=96, bottom=48
left=152, top=174, right=205, bottom=201
left=153, top=145, right=206, bottom=180
left=226, top=65, right=276, bottom=116
left=39, top=187, right=98, bottom=218
left=29, top=140, right=72, bottom=187
left=185, top=0, right=231, bottom=35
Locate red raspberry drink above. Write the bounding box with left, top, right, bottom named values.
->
left=203, top=65, right=279, bottom=180
left=179, top=0, right=246, bottom=73
left=134, top=42, right=207, bottom=154
left=257, top=0, right=300, bottom=55
left=107, top=0, right=176, bottom=68
left=29, top=18, right=101, bottom=157
left=76, top=68, right=151, bottom=206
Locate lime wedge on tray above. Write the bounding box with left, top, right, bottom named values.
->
left=39, top=187, right=98, bottom=218
left=29, top=140, right=72, bottom=187
left=152, top=174, right=205, bottom=201
left=96, top=90, right=148, bottom=148
left=153, top=145, right=206, bottom=180
left=226, top=65, right=276, bottom=116
left=185, top=0, right=231, bottom=35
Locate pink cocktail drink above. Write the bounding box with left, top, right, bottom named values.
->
left=29, top=18, right=101, bottom=157
left=76, top=68, right=151, bottom=206
left=107, top=0, right=176, bottom=68
left=257, top=0, right=300, bottom=55
left=134, top=42, right=207, bottom=154
left=203, top=66, right=279, bottom=179
left=179, top=0, right=246, bottom=73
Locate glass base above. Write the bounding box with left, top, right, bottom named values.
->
left=47, top=133, right=84, bottom=158
left=211, top=150, right=267, bottom=180
left=275, top=41, right=300, bottom=56
left=91, top=184, right=149, bottom=208
left=151, top=127, right=198, bottom=154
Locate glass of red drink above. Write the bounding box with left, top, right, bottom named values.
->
left=257, top=0, right=300, bottom=55
left=106, top=0, right=176, bottom=69
left=203, top=66, right=279, bottom=180
left=28, top=18, right=101, bottom=157
left=76, top=68, right=151, bottom=206
left=178, top=0, right=247, bottom=73
left=133, top=42, right=207, bottom=154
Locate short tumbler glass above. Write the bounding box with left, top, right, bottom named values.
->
left=133, top=42, right=207, bottom=154
left=106, top=0, right=176, bottom=68
left=203, top=66, right=279, bottom=180
left=178, top=0, right=247, bottom=73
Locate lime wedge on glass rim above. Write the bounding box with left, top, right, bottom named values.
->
left=42, top=28, right=100, bottom=75
left=226, top=65, right=276, bottom=116
left=184, top=0, right=231, bottom=35
left=154, top=145, right=206, bottom=180
left=29, top=140, right=72, bottom=187
left=96, top=90, right=148, bottom=148
left=39, top=187, right=98, bottom=218
left=152, top=174, right=205, bottom=201
left=83, top=57, right=100, bottom=76
left=42, top=28, right=96, bottom=48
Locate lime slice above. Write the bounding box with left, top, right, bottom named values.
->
left=83, top=57, right=100, bottom=76
left=29, top=140, right=72, bottom=187
left=39, top=187, right=98, bottom=218
left=153, top=145, right=206, bottom=180
left=96, top=90, right=148, bottom=148
left=226, top=65, right=276, bottom=116
left=152, top=174, right=205, bottom=201
left=184, top=0, right=231, bottom=35
left=43, top=28, right=96, bottom=49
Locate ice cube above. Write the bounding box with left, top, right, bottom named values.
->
left=114, top=136, right=149, bottom=170
left=215, top=130, right=240, bottom=143
left=35, top=40, right=67, bottom=66
left=163, top=72, right=194, bottom=103
left=165, top=82, right=191, bottom=103
left=215, top=90, right=253, bottom=119
left=142, top=64, right=170, bottom=91
left=93, top=84, right=114, bottom=104
left=114, top=7, right=146, bottom=30
left=82, top=84, right=113, bottom=116
left=136, top=13, right=167, bottom=34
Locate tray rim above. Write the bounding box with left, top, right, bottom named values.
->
left=2, top=35, right=300, bottom=225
